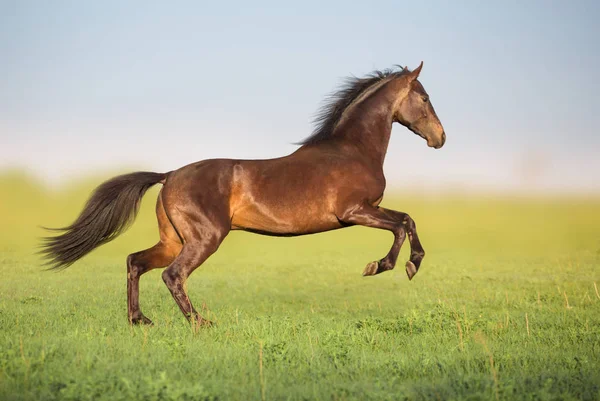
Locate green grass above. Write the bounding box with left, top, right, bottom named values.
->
left=1, top=170, right=599, bottom=400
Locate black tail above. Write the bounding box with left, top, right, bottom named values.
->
left=40, top=171, right=166, bottom=270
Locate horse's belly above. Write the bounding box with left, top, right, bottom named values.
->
left=230, top=202, right=342, bottom=236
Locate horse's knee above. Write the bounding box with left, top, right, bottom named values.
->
left=161, top=268, right=179, bottom=287
left=393, top=226, right=406, bottom=242
left=402, top=213, right=416, bottom=228
left=127, top=253, right=143, bottom=279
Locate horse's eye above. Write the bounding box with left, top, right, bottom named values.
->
left=422, top=96, right=429, bottom=103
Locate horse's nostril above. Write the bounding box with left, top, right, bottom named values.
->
left=441, top=132, right=446, bottom=144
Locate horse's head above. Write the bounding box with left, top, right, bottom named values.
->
left=393, top=62, right=446, bottom=149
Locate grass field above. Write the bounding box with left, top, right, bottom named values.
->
left=1, top=170, right=599, bottom=400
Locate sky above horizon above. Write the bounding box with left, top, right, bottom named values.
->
left=1, top=0, right=599, bottom=193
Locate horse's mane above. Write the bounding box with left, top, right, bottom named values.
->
left=298, top=66, right=409, bottom=145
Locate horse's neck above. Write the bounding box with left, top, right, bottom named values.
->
left=334, top=86, right=396, bottom=167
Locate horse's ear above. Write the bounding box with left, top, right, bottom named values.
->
left=407, top=61, right=423, bottom=82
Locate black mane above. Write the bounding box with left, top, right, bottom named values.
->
left=298, top=66, right=408, bottom=145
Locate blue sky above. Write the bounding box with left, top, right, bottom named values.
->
left=1, top=0, right=599, bottom=193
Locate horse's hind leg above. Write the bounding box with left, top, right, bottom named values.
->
left=127, top=242, right=178, bottom=324
left=160, top=202, right=230, bottom=327
left=127, top=192, right=182, bottom=325
left=161, top=237, right=224, bottom=327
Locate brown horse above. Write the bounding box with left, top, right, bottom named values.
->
left=41, top=62, right=446, bottom=326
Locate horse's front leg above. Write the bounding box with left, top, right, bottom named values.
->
left=339, top=204, right=423, bottom=280
left=377, top=207, right=425, bottom=279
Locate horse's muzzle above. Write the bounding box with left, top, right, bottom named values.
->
left=433, top=132, right=446, bottom=149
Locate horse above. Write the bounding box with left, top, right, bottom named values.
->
left=41, top=62, right=446, bottom=326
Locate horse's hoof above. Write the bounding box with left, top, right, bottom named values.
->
left=191, top=315, right=214, bottom=328
left=363, top=261, right=379, bottom=276
left=191, top=320, right=214, bottom=333
left=405, top=261, right=417, bottom=280
left=130, top=315, right=154, bottom=326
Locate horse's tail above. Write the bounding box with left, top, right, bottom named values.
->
left=40, top=171, right=166, bottom=270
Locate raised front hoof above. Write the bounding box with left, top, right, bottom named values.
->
left=362, top=261, right=380, bottom=276
left=405, top=261, right=417, bottom=281
left=130, top=315, right=154, bottom=326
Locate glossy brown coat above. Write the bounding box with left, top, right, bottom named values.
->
left=41, top=62, right=446, bottom=326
